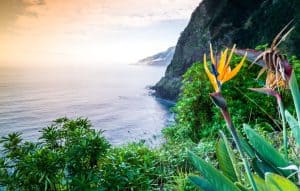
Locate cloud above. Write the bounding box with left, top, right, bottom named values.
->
left=7, top=0, right=200, bottom=31
left=0, top=0, right=45, bottom=32
left=0, top=0, right=201, bottom=65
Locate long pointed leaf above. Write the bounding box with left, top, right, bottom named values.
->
left=216, top=132, right=239, bottom=182
left=253, top=175, right=269, bottom=191
left=188, top=151, right=241, bottom=191
left=285, top=110, right=300, bottom=145
left=243, top=125, right=290, bottom=177
left=234, top=182, right=250, bottom=191
left=265, top=173, right=299, bottom=191
left=289, top=70, right=300, bottom=124
left=238, top=132, right=255, bottom=158
left=252, top=158, right=281, bottom=178
left=188, top=175, right=215, bottom=191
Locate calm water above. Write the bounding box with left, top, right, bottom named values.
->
left=0, top=64, right=173, bottom=145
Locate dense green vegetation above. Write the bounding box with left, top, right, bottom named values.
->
left=185, top=36, right=300, bottom=189
left=163, top=53, right=294, bottom=143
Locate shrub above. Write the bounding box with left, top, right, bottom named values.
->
left=0, top=118, right=110, bottom=191
left=99, top=143, right=168, bottom=191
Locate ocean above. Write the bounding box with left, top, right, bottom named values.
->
left=0, top=64, right=174, bottom=146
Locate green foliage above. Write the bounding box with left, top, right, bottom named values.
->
left=188, top=151, right=240, bottom=191
left=255, top=43, right=269, bottom=51
left=169, top=62, right=213, bottom=142
left=170, top=172, right=200, bottom=191
left=0, top=118, right=206, bottom=191
left=186, top=40, right=300, bottom=190
left=188, top=176, right=214, bottom=191
left=254, top=173, right=299, bottom=191
left=188, top=130, right=300, bottom=191
left=165, top=53, right=282, bottom=144
left=289, top=55, right=300, bottom=81
left=99, top=143, right=166, bottom=191
left=243, top=125, right=291, bottom=177
left=0, top=118, right=110, bottom=191
left=288, top=70, right=300, bottom=123
left=216, top=132, right=239, bottom=182
left=285, top=110, right=300, bottom=145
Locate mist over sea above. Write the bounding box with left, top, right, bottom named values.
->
left=0, top=64, right=173, bottom=145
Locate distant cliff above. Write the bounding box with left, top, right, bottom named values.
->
left=154, top=0, right=300, bottom=101
left=136, top=47, right=175, bottom=66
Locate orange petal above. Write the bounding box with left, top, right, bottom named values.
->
left=217, top=49, right=229, bottom=81
left=217, top=48, right=228, bottom=73
left=204, top=54, right=218, bottom=91
left=222, top=52, right=247, bottom=83
left=224, top=44, right=236, bottom=68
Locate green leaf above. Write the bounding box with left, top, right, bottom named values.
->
left=252, top=158, right=280, bottom=179
left=253, top=175, right=269, bottom=191
left=238, top=132, right=255, bottom=158
left=216, top=132, right=238, bottom=182
left=188, top=151, right=241, bottom=191
left=285, top=110, right=300, bottom=145
left=234, top=182, right=250, bottom=191
left=243, top=125, right=290, bottom=177
left=188, top=175, right=215, bottom=191
left=265, top=173, right=299, bottom=191
left=289, top=70, right=300, bottom=123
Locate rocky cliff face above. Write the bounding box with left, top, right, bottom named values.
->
left=154, top=0, right=300, bottom=101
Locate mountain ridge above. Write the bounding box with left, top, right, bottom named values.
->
left=136, top=47, right=175, bottom=66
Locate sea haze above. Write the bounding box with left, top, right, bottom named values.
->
left=0, top=64, right=173, bottom=145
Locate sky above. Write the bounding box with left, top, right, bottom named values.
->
left=0, top=0, right=201, bottom=67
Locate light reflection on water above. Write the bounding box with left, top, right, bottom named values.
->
left=0, top=65, right=173, bottom=146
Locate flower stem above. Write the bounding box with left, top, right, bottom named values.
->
left=220, top=108, right=258, bottom=191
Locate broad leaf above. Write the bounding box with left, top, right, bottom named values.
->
left=188, top=175, right=215, bottom=191
left=252, top=158, right=280, bottom=179
left=265, top=173, right=299, bottom=191
left=188, top=151, right=241, bottom=191
left=216, top=132, right=238, bottom=182
left=289, top=70, right=300, bottom=123
left=285, top=110, right=300, bottom=145
left=234, top=182, right=250, bottom=191
left=253, top=175, right=269, bottom=191
left=238, top=132, right=255, bottom=158
left=243, top=125, right=290, bottom=177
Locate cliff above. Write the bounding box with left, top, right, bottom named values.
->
left=154, top=0, right=300, bottom=100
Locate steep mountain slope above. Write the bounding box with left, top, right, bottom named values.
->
left=136, top=47, right=175, bottom=66
left=154, top=0, right=300, bottom=100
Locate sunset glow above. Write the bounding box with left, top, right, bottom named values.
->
left=0, top=0, right=200, bottom=67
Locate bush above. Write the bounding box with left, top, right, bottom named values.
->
left=99, top=143, right=165, bottom=190
left=0, top=118, right=110, bottom=191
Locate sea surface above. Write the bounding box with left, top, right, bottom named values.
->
left=0, top=64, right=174, bottom=146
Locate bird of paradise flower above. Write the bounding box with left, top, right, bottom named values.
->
left=204, top=44, right=247, bottom=92
left=203, top=44, right=258, bottom=191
